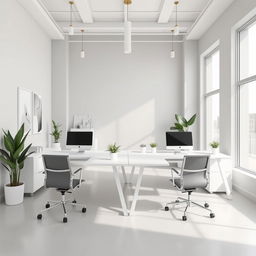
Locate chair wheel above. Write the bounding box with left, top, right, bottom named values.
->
left=82, top=207, right=86, bottom=213
left=37, top=214, right=42, bottom=220
left=175, top=200, right=180, bottom=203
left=204, top=203, right=209, bottom=208
left=45, top=203, right=50, bottom=208
left=210, top=213, right=215, bottom=218
left=72, top=200, right=77, bottom=204
left=63, top=217, right=68, bottom=223
left=182, top=215, right=187, bottom=221
left=164, top=206, right=169, bottom=211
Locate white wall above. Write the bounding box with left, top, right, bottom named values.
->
left=69, top=41, right=183, bottom=149
left=198, top=0, right=256, bottom=201
left=0, top=0, right=52, bottom=200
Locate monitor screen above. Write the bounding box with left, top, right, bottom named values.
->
left=166, top=132, right=193, bottom=147
left=66, top=131, right=93, bottom=146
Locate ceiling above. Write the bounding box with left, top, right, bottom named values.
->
left=18, top=0, right=235, bottom=39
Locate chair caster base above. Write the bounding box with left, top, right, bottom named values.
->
left=210, top=213, right=215, bottom=218
left=63, top=217, right=68, bottom=223
left=45, top=203, right=50, bottom=208
left=164, top=206, right=169, bottom=211
left=182, top=216, right=187, bottom=221
left=72, top=200, right=77, bottom=204
left=204, top=203, right=209, bottom=208
left=37, top=214, right=42, bottom=220
left=82, top=207, right=86, bottom=213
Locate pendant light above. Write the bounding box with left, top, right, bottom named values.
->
left=170, top=29, right=175, bottom=58
left=80, top=29, right=85, bottom=58
left=124, top=0, right=132, bottom=54
left=69, top=1, right=74, bottom=35
left=173, top=1, right=179, bottom=36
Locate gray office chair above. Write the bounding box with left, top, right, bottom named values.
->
left=37, top=154, right=86, bottom=223
left=165, top=155, right=215, bottom=221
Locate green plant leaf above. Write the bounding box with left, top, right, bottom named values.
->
left=0, top=156, right=16, bottom=169
left=1, top=163, right=10, bottom=172
left=187, top=114, right=197, bottom=126
left=175, top=123, right=184, bottom=131
left=13, top=142, right=25, bottom=159
left=0, top=149, right=11, bottom=161
left=3, top=135, right=14, bottom=153
left=18, top=144, right=32, bottom=164
left=14, top=124, right=24, bottom=148
left=19, top=130, right=30, bottom=149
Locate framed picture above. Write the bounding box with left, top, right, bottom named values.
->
left=17, top=87, right=33, bottom=133
left=73, top=115, right=93, bottom=129
left=32, top=93, right=42, bottom=134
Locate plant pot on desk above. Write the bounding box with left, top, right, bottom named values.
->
left=110, top=153, right=118, bottom=161
left=52, top=143, right=61, bottom=151
left=4, top=183, right=24, bottom=205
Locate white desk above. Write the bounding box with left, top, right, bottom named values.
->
left=61, top=150, right=232, bottom=216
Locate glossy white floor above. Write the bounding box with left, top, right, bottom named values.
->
left=0, top=166, right=256, bottom=256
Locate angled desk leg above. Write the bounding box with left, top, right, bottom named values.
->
left=112, top=166, right=129, bottom=216
left=121, top=166, right=128, bottom=184
left=129, top=166, right=135, bottom=184
left=129, top=167, right=144, bottom=215
left=216, top=159, right=231, bottom=197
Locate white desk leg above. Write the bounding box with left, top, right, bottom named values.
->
left=217, top=159, right=231, bottom=196
left=129, top=166, right=135, bottom=184
left=112, top=166, right=128, bottom=216
left=130, top=167, right=144, bottom=215
left=121, top=166, right=128, bottom=184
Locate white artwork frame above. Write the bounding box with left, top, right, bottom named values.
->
left=17, top=87, right=33, bottom=133
left=32, top=93, right=42, bottom=134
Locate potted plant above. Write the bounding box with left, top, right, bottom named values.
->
left=210, top=141, right=219, bottom=154
left=0, top=124, right=33, bottom=205
left=150, top=143, right=157, bottom=153
left=170, top=114, right=197, bottom=132
left=50, top=120, right=62, bottom=151
left=107, top=143, right=120, bottom=161
left=140, top=144, right=147, bottom=153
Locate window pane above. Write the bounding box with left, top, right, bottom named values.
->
left=240, top=81, right=256, bottom=171
left=206, top=94, right=220, bottom=147
left=205, top=50, right=220, bottom=93
left=240, top=20, right=256, bottom=80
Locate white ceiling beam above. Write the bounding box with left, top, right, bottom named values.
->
left=60, top=21, right=191, bottom=34
left=186, top=0, right=235, bottom=40
left=75, top=0, right=93, bottom=23
left=158, top=0, right=175, bottom=23
left=17, top=0, right=64, bottom=39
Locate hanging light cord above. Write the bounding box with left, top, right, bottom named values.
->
left=175, top=2, right=178, bottom=27
left=82, top=30, right=84, bottom=51
left=70, top=2, right=73, bottom=27
left=171, top=31, right=174, bottom=50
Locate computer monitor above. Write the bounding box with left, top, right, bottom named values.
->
left=166, top=132, right=193, bottom=151
left=66, top=131, right=93, bottom=151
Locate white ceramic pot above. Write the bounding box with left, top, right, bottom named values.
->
left=111, top=153, right=118, bottom=161
left=4, top=183, right=24, bottom=205
left=141, top=147, right=147, bottom=153
left=52, top=142, right=61, bottom=151
left=211, top=148, right=219, bottom=154
left=151, top=147, right=157, bottom=154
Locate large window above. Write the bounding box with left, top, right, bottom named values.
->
left=204, top=49, right=220, bottom=148
left=237, top=18, right=256, bottom=172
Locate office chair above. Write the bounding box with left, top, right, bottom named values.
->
left=37, top=154, right=86, bottom=223
left=165, top=155, right=215, bottom=221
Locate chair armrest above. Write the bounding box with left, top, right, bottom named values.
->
left=171, top=167, right=181, bottom=175
left=73, top=168, right=82, bottom=175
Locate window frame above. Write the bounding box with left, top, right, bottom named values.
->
left=203, top=47, right=220, bottom=150
left=235, top=15, right=256, bottom=174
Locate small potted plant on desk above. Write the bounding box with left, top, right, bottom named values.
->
left=140, top=144, right=147, bottom=153
left=210, top=141, right=219, bottom=154
left=150, top=143, right=157, bottom=153
left=0, top=124, right=33, bottom=205
left=51, top=120, right=62, bottom=151
left=108, top=143, right=120, bottom=161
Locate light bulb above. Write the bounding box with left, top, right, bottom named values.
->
left=80, top=50, right=85, bottom=58
left=170, top=50, right=175, bottom=58
left=69, top=26, right=74, bottom=36
left=124, top=21, right=132, bottom=54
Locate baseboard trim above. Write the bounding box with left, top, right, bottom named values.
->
left=233, top=183, right=256, bottom=203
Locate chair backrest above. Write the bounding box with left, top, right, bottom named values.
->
left=179, top=155, right=210, bottom=191
left=42, top=154, right=71, bottom=190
